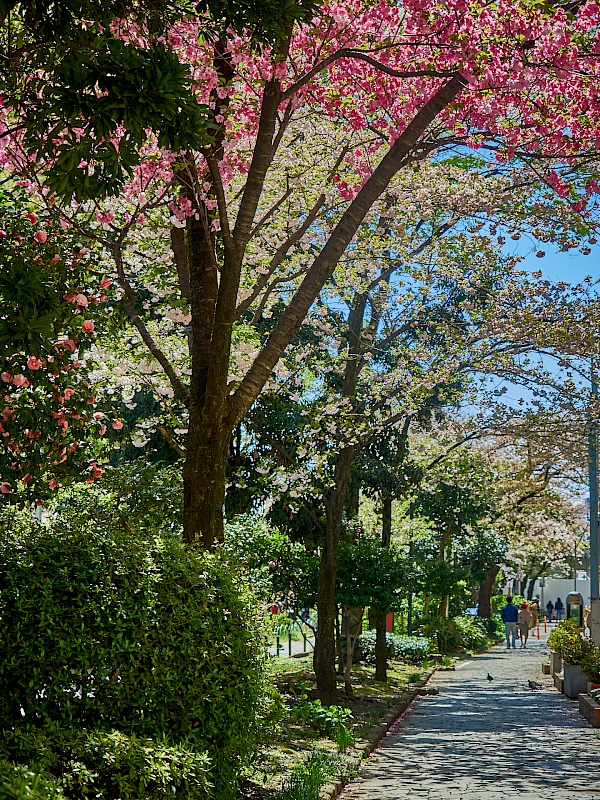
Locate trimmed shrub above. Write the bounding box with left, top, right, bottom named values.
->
left=0, top=724, right=211, bottom=799
left=0, top=510, right=276, bottom=799
left=356, top=632, right=431, bottom=664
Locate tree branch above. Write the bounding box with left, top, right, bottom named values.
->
left=228, top=74, right=467, bottom=426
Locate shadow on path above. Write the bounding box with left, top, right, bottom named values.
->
left=342, top=635, right=600, bottom=799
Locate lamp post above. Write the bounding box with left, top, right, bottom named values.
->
left=589, top=364, right=600, bottom=644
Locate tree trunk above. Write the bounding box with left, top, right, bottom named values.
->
left=526, top=576, right=537, bottom=601
left=374, top=611, right=388, bottom=682
left=477, top=565, right=500, bottom=618
left=314, top=524, right=339, bottom=705
left=182, top=415, right=229, bottom=548
left=313, top=448, right=355, bottom=704
left=439, top=595, right=450, bottom=618
left=439, top=527, right=452, bottom=619
left=381, top=495, right=392, bottom=547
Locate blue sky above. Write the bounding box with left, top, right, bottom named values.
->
left=508, top=241, right=598, bottom=284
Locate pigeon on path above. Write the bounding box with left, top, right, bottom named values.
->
left=528, top=679, right=543, bottom=690
left=487, top=674, right=494, bottom=681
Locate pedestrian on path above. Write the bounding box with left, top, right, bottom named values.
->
left=530, top=601, right=539, bottom=629
left=518, top=602, right=532, bottom=647
left=501, top=596, right=518, bottom=649
left=555, top=597, right=564, bottom=621
left=546, top=600, right=554, bottom=622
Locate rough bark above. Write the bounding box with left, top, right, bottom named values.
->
left=477, top=565, right=500, bottom=618
left=374, top=611, right=388, bottom=682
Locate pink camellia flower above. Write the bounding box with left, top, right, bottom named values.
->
left=12, top=374, right=28, bottom=387
left=99, top=424, right=107, bottom=435
left=33, top=230, right=47, bottom=243
left=22, top=473, right=32, bottom=486
left=100, top=278, right=112, bottom=289
left=24, top=212, right=37, bottom=224
left=112, top=419, right=124, bottom=430
left=81, top=320, right=95, bottom=332
left=26, top=356, right=41, bottom=370
left=0, top=230, right=6, bottom=238
left=0, top=482, right=11, bottom=494
left=49, top=479, right=59, bottom=490
left=93, top=412, right=104, bottom=420
left=63, top=388, right=75, bottom=400
left=1, top=372, right=11, bottom=382
left=92, top=466, right=104, bottom=479
left=75, top=293, right=88, bottom=307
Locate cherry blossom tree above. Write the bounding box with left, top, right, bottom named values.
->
left=3, top=0, right=600, bottom=559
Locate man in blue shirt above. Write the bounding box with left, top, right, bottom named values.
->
left=501, top=597, right=519, bottom=649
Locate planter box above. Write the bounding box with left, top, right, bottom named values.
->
left=564, top=663, right=588, bottom=699
left=551, top=651, right=563, bottom=675
left=588, top=682, right=600, bottom=693
left=579, top=694, right=600, bottom=727
left=554, top=673, right=564, bottom=693
left=542, top=663, right=551, bottom=675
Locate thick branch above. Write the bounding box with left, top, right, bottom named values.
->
left=228, top=74, right=467, bottom=425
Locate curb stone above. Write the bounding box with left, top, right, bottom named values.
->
left=319, top=667, right=436, bottom=799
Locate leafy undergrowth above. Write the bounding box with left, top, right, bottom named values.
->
left=240, top=656, right=428, bottom=798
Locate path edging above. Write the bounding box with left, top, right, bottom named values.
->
left=319, top=667, right=436, bottom=799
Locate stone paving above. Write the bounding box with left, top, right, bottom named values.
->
left=342, top=631, right=600, bottom=800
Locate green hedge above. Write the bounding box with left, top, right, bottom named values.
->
left=0, top=510, right=276, bottom=799
left=0, top=725, right=211, bottom=799
left=356, top=632, right=431, bottom=664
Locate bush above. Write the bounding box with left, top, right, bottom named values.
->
left=547, top=619, right=594, bottom=665
left=0, top=509, right=275, bottom=799
left=0, top=761, right=65, bottom=800
left=0, top=724, right=211, bottom=800
left=356, top=631, right=431, bottom=664
left=582, top=645, right=600, bottom=683
left=292, top=700, right=352, bottom=736
left=492, top=594, right=524, bottom=611
left=419, top=616, right=491, bottom=654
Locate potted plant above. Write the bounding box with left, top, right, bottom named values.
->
left=580, top=687, right=600, bottom=727
left=547, top=620, right=594, bottom=698
left=582, top=644, right=600, bottom=693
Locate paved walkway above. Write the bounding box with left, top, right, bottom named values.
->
left=342, top=633, right=600, bottom=800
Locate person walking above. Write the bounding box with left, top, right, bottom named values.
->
left=501, top=597, right=519, bottom=649
left=530, top=601, right=539, bottom=629
left=555, top=597, right=564, bottom=622
left=546, top=600, right=554, bottom=623
left=518, top=602, right=533, bottom=648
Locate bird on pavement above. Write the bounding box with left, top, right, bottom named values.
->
left=487, top=674, right=493, bottom=681
left=528, top=679, right=543, bottom=690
